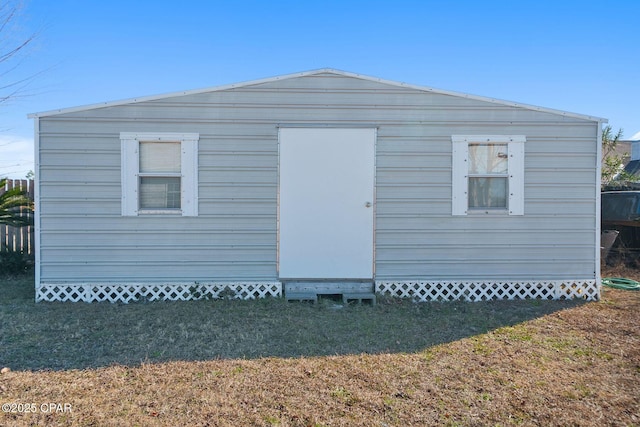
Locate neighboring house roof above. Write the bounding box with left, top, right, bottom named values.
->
left=624, top=160, right=640, bottom=176
left=28, top=68, right=608, bottom=123
left=611, top=140, right=640, bottom=191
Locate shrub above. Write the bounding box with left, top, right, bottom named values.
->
left=0, top=248, right=33, bottom=275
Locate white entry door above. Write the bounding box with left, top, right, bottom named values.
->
left=278, top=128, right=375, bottom=279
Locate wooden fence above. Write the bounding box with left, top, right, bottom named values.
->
left=1, top=179, right=35, bottom=257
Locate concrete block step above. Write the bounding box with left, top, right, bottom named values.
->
left=342, top=293, right=376, bottom=305
left=284, top=281, right=374, bottom=294
left=285, top=292, right=318, bottom=303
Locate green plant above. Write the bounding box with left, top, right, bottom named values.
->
left=0, top=178, right=33, bottom=227
left=188, top=285, right=215, bottom=300
left=601, top=126, right=637, bottom=186
left=218, top=286, right=237, bottom=299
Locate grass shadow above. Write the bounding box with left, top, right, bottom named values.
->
left=1, top=273, right=588, bottom=371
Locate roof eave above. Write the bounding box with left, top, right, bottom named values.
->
left=27, top=68, right=337, bottom=118
left=336, top=69, right=607, bottom=123
left=27, top=68, right=608, bottom=123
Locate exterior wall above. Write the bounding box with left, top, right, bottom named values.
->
left=36, top=72, right=599, bottom=289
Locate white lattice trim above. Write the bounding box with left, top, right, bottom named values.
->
left=36, top=282, right=282, bottom=303
left=375, top=280, right=599, bottom=302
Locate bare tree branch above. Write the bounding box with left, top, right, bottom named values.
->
left=0, top=0, right=37, bottom=107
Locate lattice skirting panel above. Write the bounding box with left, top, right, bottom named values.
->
left=36, top=282, right=283, bottom=303
left=375, top=279, right=599, bottom=302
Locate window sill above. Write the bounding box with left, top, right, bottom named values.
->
left=466, top=209, right=510, bottom=216
left=138, top=209, right=183, bottom=216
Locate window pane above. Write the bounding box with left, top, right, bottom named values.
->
left=469, top=144, right=508, bottom=174
left=140, top=142, right=181, bottom=173
left=139, top=177, right=181, bottom=209
left=469, top=177, right=507, bottom=208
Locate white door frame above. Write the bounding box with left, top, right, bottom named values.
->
left=277, top=127, right=376, bottom=280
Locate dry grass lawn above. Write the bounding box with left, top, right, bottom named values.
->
left=1, top=267, right=638, bottom=426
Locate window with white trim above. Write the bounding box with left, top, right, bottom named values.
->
left=121, top=132, right=199, bottom=216
left=452, top=135, right=525, bottom=216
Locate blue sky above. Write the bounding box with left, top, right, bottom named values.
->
left=1, top=0, right=638, bottom=178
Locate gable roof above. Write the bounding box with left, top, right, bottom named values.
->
left=28, top=68, right=607, bottom=123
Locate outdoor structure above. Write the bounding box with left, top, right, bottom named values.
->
left=618, top=131, right=640, bottom=180
left=29, top=69, right=606, bottom=303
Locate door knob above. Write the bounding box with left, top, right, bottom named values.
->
left=365, top=202, right=372, bottom=208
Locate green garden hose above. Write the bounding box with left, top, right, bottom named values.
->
left=602, top=277, right=640, bottom=291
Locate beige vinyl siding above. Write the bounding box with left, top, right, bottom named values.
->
left=37, top=72, right=598, bottom=283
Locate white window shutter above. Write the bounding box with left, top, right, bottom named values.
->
left=508, top=140, right=525, bottom=215
left=451, top=138, right=469, bottom=216
left=181, top=137, right=199, bottom=217
left=121, top=137, right=139, bottom=216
